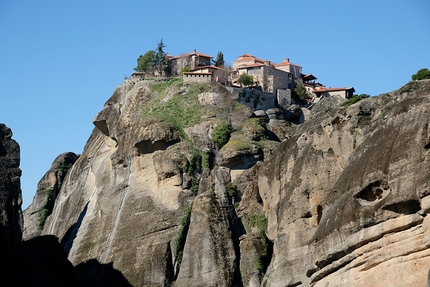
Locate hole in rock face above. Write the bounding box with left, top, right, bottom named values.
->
left=382, top=200, right=421, bottom=214
left=317, top=205, right=323, bottom=224
left=134, top=139, right=180, bottom=154
left=354, top=180, right=389, bottom=202
left=425, top=142, right=430, bottom=149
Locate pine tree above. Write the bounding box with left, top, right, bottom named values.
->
left=154, top=38, right=167, bottom=76
left=212, top=51, right=225, bottom=68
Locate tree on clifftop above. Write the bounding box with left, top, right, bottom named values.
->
left=212, top=51, right=225, bottom=68
left=294, top=83, right=309, bottom=101
left=154, top=38, right=167, bottom=76
left=412, top=68, right=430, bottom=81
left=134, top=50, right=155, bottom=72
left=134, top=39, right=169, bottom=76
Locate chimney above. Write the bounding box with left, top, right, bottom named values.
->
left=284, top=58, right=290, bottom=63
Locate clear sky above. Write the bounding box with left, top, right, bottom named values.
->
left=1, top=1, right=429, bottom=209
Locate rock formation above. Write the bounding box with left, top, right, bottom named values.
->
left=0, top=123, right=23, bottom=274
left=258, top=80, right=430, bottom=286
left=22, top=79, right=430, bottom=286
left=0, top=125, right=76, bottom=285
left=23, top=152, right=79, bottom=239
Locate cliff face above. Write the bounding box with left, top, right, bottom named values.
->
left=23, top=152, right=79, bottom=239
left=0, top=125, right=78, bottom=286
left=33, top=79, right=430, bottom=286
left=258, top=79, right=430, bottom=286
left=0, top=124, right=22, bottom=272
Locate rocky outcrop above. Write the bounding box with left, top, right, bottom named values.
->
left=0, top=123, right=22, bottom=274
left=259, top=79, right=430, bottom=286
left=23, top=152, right=79, bottom=239
left=28, top=79, right=430, bottom=286
left=0, top=125, right=82, bottom=285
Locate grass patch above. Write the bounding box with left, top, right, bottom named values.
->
left=174, top=205, right=192, bottom=264
left=353, top=129, right=360, bottom=149
left=223, top=139, right=252, bottom=151
left=341, top=94, right=370, bottom=107
left=149, top=77, right=181, bottom=93
left=242, top=214, right=270, bottom=280
left=143, top=81, right=211, bottom=134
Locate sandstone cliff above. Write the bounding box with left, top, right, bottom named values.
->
left=23, top=152, right=79, bottom=239
left=26, top=79, right=430, bottom=286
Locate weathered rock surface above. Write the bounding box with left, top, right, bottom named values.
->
left=259, top=79, right=430, bottom=286
left=27, top=79, right=430, bottom=286
left=23, top=152, right=79, bottom=239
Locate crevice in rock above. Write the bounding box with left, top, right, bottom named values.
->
left=317, top=205, right=323, bottom=224
left=93, top=119, right=109, bottom=136
left=60, top=202, right=89, bottom=256
left=164, top=242, right=175, bottom=286
left=382, top=200, right=421, bottom=214
left=172, top=204, right=192, bottom=279
left=354, top=180, right=389, bottom=203
left=425, top=142, right=430, bottom=149
left=288, top=281, right=303, bottom=287
left=229, top=203, right=246, bottom=287
left=134, top=139, right=180, bottom=154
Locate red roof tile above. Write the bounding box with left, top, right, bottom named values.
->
left=193, top=65, right=226, bottom=71
left=172, top=51, right=213, bottom=59
left=274, top=61, right=301, bottom=67
left=313, top=87, right=354, bottom=92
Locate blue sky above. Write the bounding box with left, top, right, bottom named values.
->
left=1, top=1, right=429, bottom=209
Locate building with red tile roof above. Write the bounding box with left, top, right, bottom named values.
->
left=168, top=49, right=213, bottom=75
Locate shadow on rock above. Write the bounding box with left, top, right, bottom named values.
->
left=75, top=259, right=132, bottom=287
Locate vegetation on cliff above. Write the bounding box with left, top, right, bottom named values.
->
left=412, top=68, right=430, bottom=81
left=143, top=79, right=210, bottom=134
left=174, top=205, right=192, bottom=264
left=341, top=93, right=370, bottom=107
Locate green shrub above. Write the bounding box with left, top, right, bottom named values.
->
left=57, top=162, right=73, bottom=190
left=183, top=149, right=208, bottom=196
left=237, top=73, right=254, bottom=87
left=248, top=214, right=269, bottom=280
left=226, top=181, right=236, bottom=197
left=174, top=206, right=192, bottom=264
left=249, top=214, right=267, bottom=233
left=341, top=94, right=370, bottom=107
left=294, top=83, right=309, bottom=101
left=412, top=68, right=430, bottom=81
left=182, top=66, right=191, bottom=73
left=37, top=188, right=55, bottom=230
left=211, top=122, right=233, bottom=148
